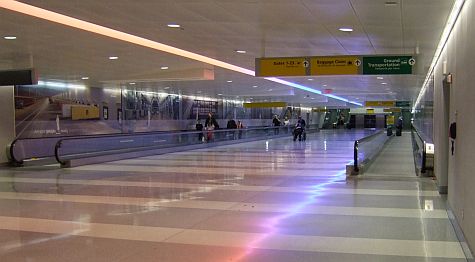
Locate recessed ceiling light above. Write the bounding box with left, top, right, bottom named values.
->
left=227, top=80, right=233, bottom=83
left=218, top=93, right=223, bottom=96
left=381, top=82, right=387, bottom=85
left=307, top=78, right=314, bottom=81
left=129, top=82, right=136, bottom=85
left=377, top=77, right=384, bottom=80
left=81, top=77, right=89, bottom=80
left=323, top=84, right=328, bottom=87
left=167, top=24, right=181, bottom=28
left=339, top=27, right=353, bottom=32
left=235, top=50, right=246, bottom=54
left=109, top=56, right=119, bottom=60
left=4, top=36, right=17, bottom=40
left=252, top=85, right=258, bottom=88
left=164, top=86, right=170, bottom=89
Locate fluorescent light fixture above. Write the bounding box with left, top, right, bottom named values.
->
left=381, top=82, right=387, bottom=85
left=227, top=80, right=233, bottom=83
left=265, top=77, right=322, bottom=95
left=160, top=66, right=169, bottom=70
left=81, top=76, right=89, bottom=80
left=339, top=27, right=353, bottom=32
left=235, top=50, right=246, bottom=54
left=0, top=1, right=363, bottom=107
left=37, top=80, right=86, bottom=90
left=413, top=0, right=466, bottom=112
left=109, top=56, right=119, bottom=60
left=323, top=84, right=328, bottom=87
left=167, top=24, right=181, bottom=28
left=197, top=91, right=202, bottom=93
left=268, top=89, right=273, bottom=91
left=129, top=82, right=136, bottom=85
left=307, top=78, right=314, bottom=81
left=4, top=36, right=16, bottom=40
left=377, top=77, right=384, bottom=80
left=164, top=86, right=170, bottom=89
left=217, top=93, right=223, bottom=96
left=252, top=85, right=258, bottom=88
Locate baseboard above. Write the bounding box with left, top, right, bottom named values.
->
left=438, top=185, right=448, bottom=194
left=447, top=206, right=475, bottom=261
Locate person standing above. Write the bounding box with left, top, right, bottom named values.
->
left=272, top=115, right=281, bottom=135
left=196, top=120, right=204, bottom=142
left=237, top=120, right=244, bottom=139
left=293, top=116, right=306, bottom=141
left=205, top=112, right=218, bottom=142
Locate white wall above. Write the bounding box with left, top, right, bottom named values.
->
left=0, top=86, right=15, bottom=164
left=431, top=0, right=475, bottom=251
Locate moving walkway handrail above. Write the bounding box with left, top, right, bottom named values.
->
left=54, top=125, right=317, bottom=165
left=8, top=129, right=182, bottom=165
left=353, top=129, right=385, bottom=172
left=411, top=125, right=431, bottom=173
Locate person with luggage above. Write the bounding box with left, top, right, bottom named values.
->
left=205, top=112, right=218, bottom=142
left=396, top=116, right=403, bottom=136
left=293, top=116, right=306, bottom=141
left=226, top=119, right=237, bottom=139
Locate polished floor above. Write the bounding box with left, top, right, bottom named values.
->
left=0, top=130, right=467, bottom=261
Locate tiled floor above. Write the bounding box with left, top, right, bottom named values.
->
left=0, top=130, right=467, bottom=261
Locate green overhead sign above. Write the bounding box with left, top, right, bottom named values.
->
left=363, top=56, right=415, bottom=75
left=395, top=101, right=411, bottom=107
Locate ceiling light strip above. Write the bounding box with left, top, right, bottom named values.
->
left=0, top=0, right=254, bottom=76
left=412, top=0, right=466, bottom=112
left=0, top=0, right=361, bottom=106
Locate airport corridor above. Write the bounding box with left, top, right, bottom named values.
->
left=0, top=131, right=466, bottom=261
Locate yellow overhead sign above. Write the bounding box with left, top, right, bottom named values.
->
left=383, top=108, right=402, bottom=113
left=243, top=102, right=287, bottom=108
left=310, top=56, right=360, bottom=75
left=365, top=101, right=396, bottom=107
left=312, top=108, right=328, bottom=112
left=387, top=115, right=395, bottom=125
left=366, top=109, right=375, bottom=114
left=256, top=57, right=309, bottom=77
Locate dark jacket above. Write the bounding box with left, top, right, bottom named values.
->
left=296, top=119, right=306, bottom=129
left=227, top=119, right=237, bottom=129
left=205, top=116, right=218, bottom=129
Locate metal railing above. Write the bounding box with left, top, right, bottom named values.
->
left=350, top=129, right=389, bottom=175
left=54, top=125, right=318, bottom=167
left=411, top=125, right=434, bottom=175
left=7, top=130, right=183, bottom=166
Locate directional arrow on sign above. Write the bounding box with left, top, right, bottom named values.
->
left=355, top=59, right=361, bottom=67
left=409, top=58, right=416, bottom=66
left=303, top=60, right=310, bottom=68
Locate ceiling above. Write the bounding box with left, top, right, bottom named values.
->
left=0, top=0, right=455, bottom=107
